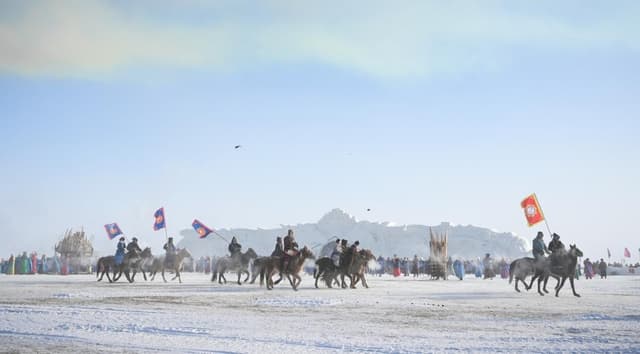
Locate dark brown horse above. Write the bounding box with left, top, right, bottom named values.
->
left=314, top=257, right=340, bottom=288
left=529, top=244, right=583, bottom=297
left=96, top=250, right=145, bottom=283
left=113, top=248, right=153, bottom=283
left=264, top=246, right=315, bottom=291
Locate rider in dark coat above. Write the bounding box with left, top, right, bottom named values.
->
left=228, top=236, right=242, bottom=258
left=548, top=233, right=565, bottom=253
left=126, top=237, right=142, bottom=256
left=163, top=237, right=176, bottom=267
left=271, top=237, right=284, bottom=257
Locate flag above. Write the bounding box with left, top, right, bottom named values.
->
left=624, top=247, right=631, bottom=258
left=607, top=248, right=611, bottom=258
left=520, top=193, right=545, bottom=226
left=192, top=219, right=213, bottom=239
left=104, top=223, right=123, bottom=240
left=153, top=207, right=166, bottom=231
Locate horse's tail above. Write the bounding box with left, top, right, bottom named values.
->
left=509, top=260, right=516, bottom=284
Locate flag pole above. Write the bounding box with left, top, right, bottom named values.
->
left=534, top=193, right=553, bottom=236
left=212, top=230, right=228, bottom=243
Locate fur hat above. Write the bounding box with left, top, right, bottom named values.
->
left=552, top=233, right=560, bottom=239
left=132, top=237, right=138, bottom=242
left=119, top=237, right=125, bottom=241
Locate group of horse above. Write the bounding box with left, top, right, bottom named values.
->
left=508, top=244, right=583, bottom=297
left=209, top=246, right=377, bottom=291
left=96, top=247, right=192, bottom=284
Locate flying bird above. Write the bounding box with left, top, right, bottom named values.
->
left=234, top=145, right=242, bottom=149
left=366, top=208, right=371, bottom=212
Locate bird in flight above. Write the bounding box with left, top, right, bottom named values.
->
left=234, top=145, right=242, bottom=149
left=366, top=208, right=371, bottom=212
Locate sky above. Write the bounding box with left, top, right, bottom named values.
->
left=1, top=1, right=639, bottom=260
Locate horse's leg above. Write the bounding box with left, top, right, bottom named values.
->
left=142, top=270, right=147, bottom=281
left=315, top=269, right=323, bottom=288
left=537, top=275, right=545, bottom=296
left=569, top=277, right=580, bottom=297
left=362, top=274, right=369, bottom=288
left=526, top=273, right=538, bottom=291
left=177, top=270, right=182, bottom=284
left=162, top=268, right=168, bottom=283
left=237, top=271, right=242, bottom=285
left=555, top=276, right=568, bottom=297
left=542, top=275, right=549, bottom=293
left=125, top=270, right=133, bottom=283
left=243, top=270, right=250, bottom=283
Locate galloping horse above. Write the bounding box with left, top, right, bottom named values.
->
left=96, top=250, right=143, bottom=283
left=530, top=244, right=583, bottom=297
left=264, top=246, right=315, bottom=291
left=346, top=249, right=376, bottom=288
left=508, top=257, right=560, bottom=293
left=161, top=248, right=192, bottom=283
left=211, top=248, right=258, bottom=285
left=314, top=257, right=340, bottom=288
left=113, top=248, right=153, bottom=283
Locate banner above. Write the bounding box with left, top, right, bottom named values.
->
left=192, top=219, right=213, bottom=239
left=104, top=223, right=123, bottom=240
left=153, top=207, right=166, bottom=231
left=520, top=193, right=545, bottom=226
left=624, top=247, right=631, bottom=258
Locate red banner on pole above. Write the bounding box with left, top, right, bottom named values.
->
left=521, top=193, right=545, bottom=227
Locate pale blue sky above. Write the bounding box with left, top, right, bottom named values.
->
left=1, top=1, right=639, bottom=259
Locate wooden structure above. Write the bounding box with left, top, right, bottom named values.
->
left=428, top=228, right=448, bottom=280
left=54, top=228, right=94, bottom=273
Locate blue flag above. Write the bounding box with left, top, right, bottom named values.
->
left=104, top=223, right=123, bottom=240
left=153, top=207, right=166, bottom=231
left=192, top=219, right=212, bottom=239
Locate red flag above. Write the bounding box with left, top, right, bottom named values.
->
left=624, top=248, right=631, bottom=258
left=521, top=193, right=545, bottom=227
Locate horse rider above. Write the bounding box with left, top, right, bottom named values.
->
left=271, top=236, right=284, bottom=257
left=127, top=237, right=142, bottom=257
left=532, top=231, right=550, bottom=261
left=330, top=238, right=342, bottom=266
left=547, top=233, right=566, bottom=268
left=282, top=229, right=299, bottom=271
left=115, top=237, right=126, bottom=265
left=164, top=237, right=177, bottom=267
left=228, top=236, right=242, bottom=259
left=548, top=233, right=565, bottom=253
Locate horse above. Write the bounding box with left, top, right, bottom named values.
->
left=249, top=256, right=284, bottom=286
left=345, top=249, right=376, bottom=289
left=211, top=248, right=258, bottom=285
left=530, top=244, right=583, bottom=297
left=96, top=255, right=117, bottom=282
left=314, top=257, right=340, bottom=288
left=161, top=248, right=192, bottom=283
left=96, top=251, right=141, bottom=283
left=507, top=257, right=561, bottom=294
left=112, top=248, right=153, bottom=283
left=264, top=246, right=315, bottom=291
left=146, top=255, right=165, bottom=281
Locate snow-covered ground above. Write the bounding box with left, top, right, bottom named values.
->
left=1, top=272, right=639, bottom=353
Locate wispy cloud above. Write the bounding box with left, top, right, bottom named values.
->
left=0, top=1, right=638, bottom=80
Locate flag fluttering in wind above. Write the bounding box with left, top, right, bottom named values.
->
left=607, top=248, right=611, bottom=258
left=192, top=219, right=213, bottom=239
left=104, top=223, right=123, bottom=240
left=153, top=208, right=166, bottom=231
left=624, top=247, right=631, bottom=258
left=521, top=193, right=545, bottom=227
